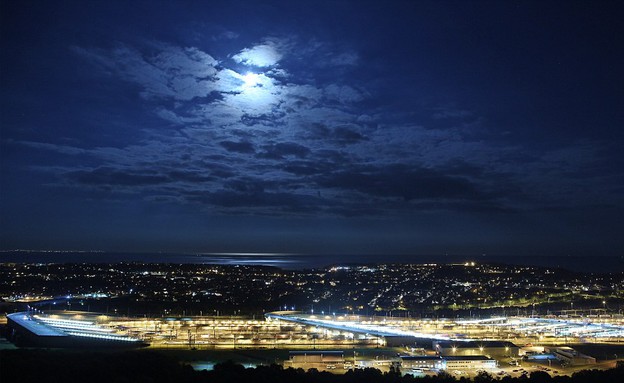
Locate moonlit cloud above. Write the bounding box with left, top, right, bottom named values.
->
left=73, top=44, right=220, bottom=101
left=232, top=41, right=283, bottom=67
left=324, top=84, right=364, bottom=103
left=28, top=36, right=620, bottom=219
left=212, top=30, right=239, bottom=41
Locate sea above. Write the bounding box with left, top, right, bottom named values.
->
left=0, top=251, right=622, bottom=273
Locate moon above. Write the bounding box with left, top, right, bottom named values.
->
left=242, top=72, right=261, bottom=88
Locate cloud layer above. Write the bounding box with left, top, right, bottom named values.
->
left=10, top=37, right=622, bottom=220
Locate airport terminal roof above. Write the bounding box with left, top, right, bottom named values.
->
left=7, top=313, right=67, bottom=337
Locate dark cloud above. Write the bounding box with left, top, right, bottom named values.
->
left=240, top=113, right=281, bottom=127
left=167, top=170, right=214, bottom=183
left=225, top=178, right=267, bottom=194
left=333, top=126, right=367, bottom=143
left=219, top=140, right=255, bottom=154
left=185, top=189, right=323, bottom=214
left=282, top=160, right=333, bottom=176
left=210, top=168, right=236, bottom=179
left=302, top=123, right=368, bottom=145
left=258, top=142, right=311, bottom=159
left=67, top=167, right=169, bottom=187
left=318, top=165, right=489, bottom=202
left=438, top=160, right=485, bottom=178
left=68, top=166, right=218, bottom=189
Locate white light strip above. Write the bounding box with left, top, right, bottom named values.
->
left=35, top=316, right=95, bottom=325
left=35, top=317, right=114, bottom=333
left=43, top=323, right=114, bottom=332
left=66, top=331, right=139, bottom=342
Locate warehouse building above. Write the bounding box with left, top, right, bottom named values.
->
left=399, top=354, right=496, bottom=371
left=546, top=347, right=596, bottom=365
left=400, top=355, right=445, bottom=370
left=286, top=350, right=345, bottom=370
left=433, top=340, right=519, bottom=358
left=444, top=355, right=497, bottom=370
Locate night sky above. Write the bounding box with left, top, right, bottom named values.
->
left=1, top=0, right=623, bottom=258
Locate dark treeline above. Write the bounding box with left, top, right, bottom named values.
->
left=1, top=349, right=623, bottom=383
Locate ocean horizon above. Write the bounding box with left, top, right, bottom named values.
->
left=0, top=251, right=622, bottom=274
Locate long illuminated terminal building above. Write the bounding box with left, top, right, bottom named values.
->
left=6, top=312, right=147, bottom=348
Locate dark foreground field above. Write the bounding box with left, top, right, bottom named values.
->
left=1, top=349, right=624, bottom=383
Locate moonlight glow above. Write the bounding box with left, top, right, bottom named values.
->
left=242, top=72, right=261, bottom=88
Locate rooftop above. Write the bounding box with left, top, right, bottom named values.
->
left=7, top=313, right=67, bottom=337
left=444, top=355, right=494, bottom=361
